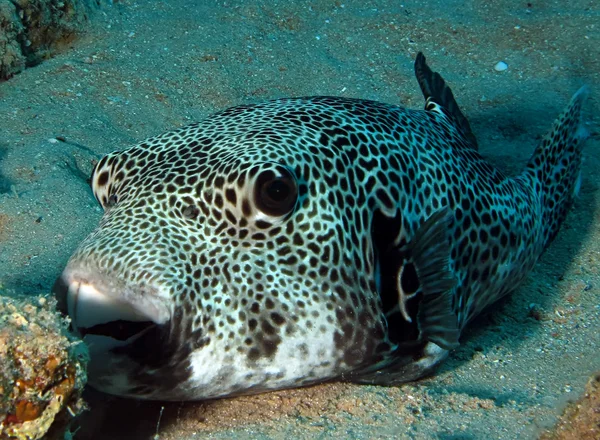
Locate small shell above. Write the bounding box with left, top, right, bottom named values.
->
left=494, top=61, right=508, bottom=72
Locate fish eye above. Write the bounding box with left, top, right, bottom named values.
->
left=254, top=167, right=298, bottom=217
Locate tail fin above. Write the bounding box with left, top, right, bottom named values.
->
left=522, top=86, right=590, bottom=249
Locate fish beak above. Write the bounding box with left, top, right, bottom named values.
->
left=52, top=267, right=172, bottom=395
left=52, top=270, right=169, bottom=343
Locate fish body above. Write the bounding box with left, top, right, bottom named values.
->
left=53, top=53, right=589, bottom=400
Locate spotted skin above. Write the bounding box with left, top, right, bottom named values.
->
left=54, top=53, right=589, bottom=400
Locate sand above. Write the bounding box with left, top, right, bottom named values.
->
left=0, top=0, right=599, bottom=438
left=540, top=371, right=600, bottom=440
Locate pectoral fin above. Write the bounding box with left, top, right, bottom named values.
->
left=403, top=207, right=460, bottom=350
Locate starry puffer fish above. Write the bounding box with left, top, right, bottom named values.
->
left=53, top=53, right=589, bottom=401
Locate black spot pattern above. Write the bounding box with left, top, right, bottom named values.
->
left=70, top=83, right=587, bottom=399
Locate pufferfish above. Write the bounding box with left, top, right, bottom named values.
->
left=53, top=53, right=589, bottom=400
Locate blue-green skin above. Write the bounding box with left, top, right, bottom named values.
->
left=54, top=55, right=588, bottom=400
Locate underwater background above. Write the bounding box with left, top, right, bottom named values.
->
left=0, top=0, right=599, bottom=438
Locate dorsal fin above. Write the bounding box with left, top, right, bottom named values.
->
left=414, top=52, right=478, bottom=150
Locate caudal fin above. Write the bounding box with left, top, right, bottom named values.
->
left=522, top=86, right=590, bottom=249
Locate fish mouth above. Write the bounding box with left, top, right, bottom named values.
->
left=53, top=266, right=170, bottom=344
left=53, top=266, right=178, bottom=396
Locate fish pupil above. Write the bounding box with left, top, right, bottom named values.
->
left=266, top=180, right=291, bottom=201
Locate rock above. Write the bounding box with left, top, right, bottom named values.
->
left=0, top=2, right=26, bottom=80
left=0, top=294, right=87, bottom=440
left=0, top=0, right=98, bottom=81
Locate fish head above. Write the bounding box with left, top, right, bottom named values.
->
left=53, top=99, right=388, bottom=400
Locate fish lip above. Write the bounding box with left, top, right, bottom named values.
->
left=53, top=264, right=175, bottom=396
left=54, top=263, right=171, bottom=337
